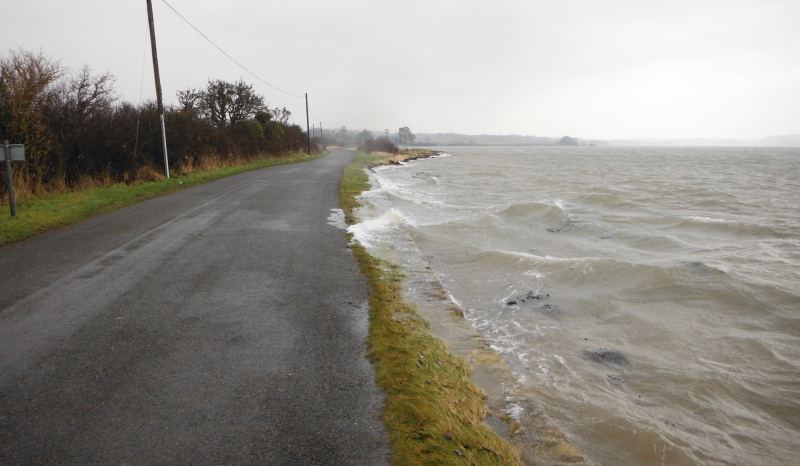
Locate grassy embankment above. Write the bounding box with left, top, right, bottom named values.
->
left=0, top=152, right=323, bottom=246
left=340, top=149, right=523, bottom=465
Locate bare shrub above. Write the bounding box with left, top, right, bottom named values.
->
left=360, top=136, right=399, bottom=154
left=0, top=48, right=64, bottom=182
left=1, top=49, right=314, bottom=199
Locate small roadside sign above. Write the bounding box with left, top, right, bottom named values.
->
left=0, top=144, right=25, bottom=162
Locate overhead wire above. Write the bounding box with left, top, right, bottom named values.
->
left=161, top=0, right=304, bottom=99
left=308, top=106, right=321, bottom=128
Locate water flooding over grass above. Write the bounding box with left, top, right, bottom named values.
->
left=341, top=149, right=590, bottom=465
left=352, top=146, right=800, bottom=465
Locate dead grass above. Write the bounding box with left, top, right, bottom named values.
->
left=0, top=151, right=322, bottom=246
left=2, top=150, right=301, bottom=204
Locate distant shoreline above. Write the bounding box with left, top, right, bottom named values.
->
left=402, top=133, right=800, bottom=148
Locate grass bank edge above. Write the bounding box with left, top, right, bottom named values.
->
left=0, top=151, right=324, bottom=247
left=340, top=149, right=523, bottom=465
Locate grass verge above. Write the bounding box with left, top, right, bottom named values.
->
left=340, top=150, right=523, bottom=465
left=0, top=152, right=323, bottom=246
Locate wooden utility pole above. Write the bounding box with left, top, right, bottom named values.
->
left=305, top=93, right=311, bottom=154
left=320, top=122, right=325, bottom=150
left=146, top=0, right=170, bottom=178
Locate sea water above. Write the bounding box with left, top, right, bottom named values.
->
left=349, top=146, right=800, bottom=465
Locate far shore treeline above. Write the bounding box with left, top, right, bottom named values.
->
left=0, top=48, right=318, bottom=200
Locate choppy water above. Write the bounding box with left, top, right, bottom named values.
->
left=350, top=146, right=800, bottom=465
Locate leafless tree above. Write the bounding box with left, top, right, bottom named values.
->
left=270, top=107, right=291, bottom=125
left=0, top=48, right=64, bottom=178
left=356, top=129, right=372, bottom=145
left=52, top=65, right=117, bottom=124
left=176, top=89, right=200, bottom=114
left=192, top=79, right=266, bottom=128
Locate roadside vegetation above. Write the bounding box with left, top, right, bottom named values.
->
left=0, top=48, right=316, bottom=202
left=359, top=135, right=400, bottom=154
left=340, top=150, right=523, bottom=465
left=0, top=151, right=322, bottom=246
left=3, top=45, right=520, bottom=464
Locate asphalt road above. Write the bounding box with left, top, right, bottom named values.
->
left=0, top=150, right=390, bottom=464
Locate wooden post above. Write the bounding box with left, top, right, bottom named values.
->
left=3, top=140, right=16, bottom=217
left=305, top=93, right=311, bottom=154
left=146, top=0, right=170, bottom=178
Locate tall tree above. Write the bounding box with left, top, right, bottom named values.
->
left=355, top=129, right=372, bottom=145
left=336, top=126, right=348, bottom=145
left=397, top=126, right=415, bottom=144
left=179, top=79, right=266, bottom=128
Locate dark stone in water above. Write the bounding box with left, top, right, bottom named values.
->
left=660, top=418, right=678, bottom=428
left=521, top=291, right=546, bottom=301
left=606, top=374, right=624, bottom=385
left=583, top=348, right=629, bottom=366
left=506, top=291, right=549, bottom=305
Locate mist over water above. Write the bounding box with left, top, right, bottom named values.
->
left=350, top=146, right=800, bottom=465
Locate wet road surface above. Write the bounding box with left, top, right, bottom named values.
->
left=0, top=150, right=390, bottom=464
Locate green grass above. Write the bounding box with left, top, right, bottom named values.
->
left=0, top=152, right=323, bottom=246
left=340, top=150, right=523, bottom=465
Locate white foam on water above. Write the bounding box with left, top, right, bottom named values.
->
left=371, top=163, right=398, bottom=172
left=523, top=270, right=545, bottom=280
left=552, top=354, right=568, bottom=369
left=364, top=170, right=405, bottom=194
left=503, top=402, right=525, bottom=421
left=368, top=169, right=448, bottom=209
left=500, top=289, right=518, bottom=304
left=501, top=250, right=601, bottom=265
left=326, top=209, right=347, bottom=230
left=347, top=208, right=414, bottom=249
left=686, top=215, right=729, bottom=223
left=536, top=360, right=550, bottom=375
left=447, top=292, right=462, bottom=308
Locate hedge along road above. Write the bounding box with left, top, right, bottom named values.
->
left=0, top=150, right=390, bottom=464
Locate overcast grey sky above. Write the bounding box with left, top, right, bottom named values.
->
left=4, top=0, right=799, bottom=140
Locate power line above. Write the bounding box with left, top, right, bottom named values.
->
left=161, top=0, right=303, bottom=99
